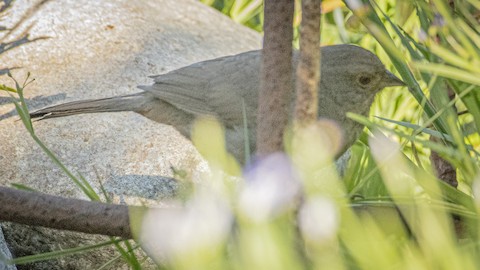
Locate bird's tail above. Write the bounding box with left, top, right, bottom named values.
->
left=30, top=93, right=146, bottom=120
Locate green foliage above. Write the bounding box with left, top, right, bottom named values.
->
left=200, top=0, right=263, bottom=32
left=194, top=0, right=480, bottom=269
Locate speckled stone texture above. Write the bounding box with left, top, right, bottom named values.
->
left=0, top=0, right=261, bottom=268
left=0, top=226, right=16, bottom=270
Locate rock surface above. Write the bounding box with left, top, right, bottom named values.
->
left=0, top=226, right=16, bottom=270
left=0, top=0, right=261, bottom=268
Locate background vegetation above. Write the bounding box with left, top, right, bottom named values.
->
left=194, top=0, right=480, bottom=269
left=203, top=0, right=479, bottom=199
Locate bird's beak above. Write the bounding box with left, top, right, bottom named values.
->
left=384, top=70, right=406, bottom=87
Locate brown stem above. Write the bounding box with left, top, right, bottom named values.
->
left=256, top=0, right=294, bottom=157
left=0, top=186, right=138, bottom=239
left=295, top=0, right=322, bottom=125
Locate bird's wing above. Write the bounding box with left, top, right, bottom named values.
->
left=139, top=60, right=217, bottom=116
left=138, top=50, right=261, bottom=126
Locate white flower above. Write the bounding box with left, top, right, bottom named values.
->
left=239, top=153, right=302, bottom=222
left=138, top=192, right=232, bottom=263
left=299, top=197, right=339, bottom=243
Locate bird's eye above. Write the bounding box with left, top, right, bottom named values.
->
left=358, top=75, right=372, bottom=86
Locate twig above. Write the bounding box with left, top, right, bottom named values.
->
left=0, top=186, right=139, bottom=239
left=256, top=0, right=294, bottom=156
left=295, top=0, right=322, bottom=125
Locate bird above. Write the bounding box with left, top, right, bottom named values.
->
left=30, top=44, right=405, bottom=163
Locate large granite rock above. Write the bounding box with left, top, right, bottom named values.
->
left=0, top=226, right=16, bottom=270
left=0, top=0, right=261, bottom=268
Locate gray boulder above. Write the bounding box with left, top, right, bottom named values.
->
left=0, top=0, right=260, bottom=268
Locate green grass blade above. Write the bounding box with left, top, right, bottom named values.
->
left=7, top=239, right=123, bottom=265
left=241, top=98, right=251, bottom=165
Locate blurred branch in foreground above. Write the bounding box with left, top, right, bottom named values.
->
left=256, top=0, right=294, bottom=157
left=295, top=0, right=322, bottom=125
left=0, top=186, right=136, bottom=239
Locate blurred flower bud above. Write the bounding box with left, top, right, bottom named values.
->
left=299, top=196, right=339, bottom=243
left=239, top=153, right=302, bottom=222
left=138, top=192, right=232, bottom=263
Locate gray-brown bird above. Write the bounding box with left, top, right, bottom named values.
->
left=30, top=44, right=405, bottom=162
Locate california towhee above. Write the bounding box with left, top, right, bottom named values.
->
left=31, top=44, right=405, bottom=162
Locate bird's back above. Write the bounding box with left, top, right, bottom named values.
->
left=139, top=50, right=262, bottom=129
